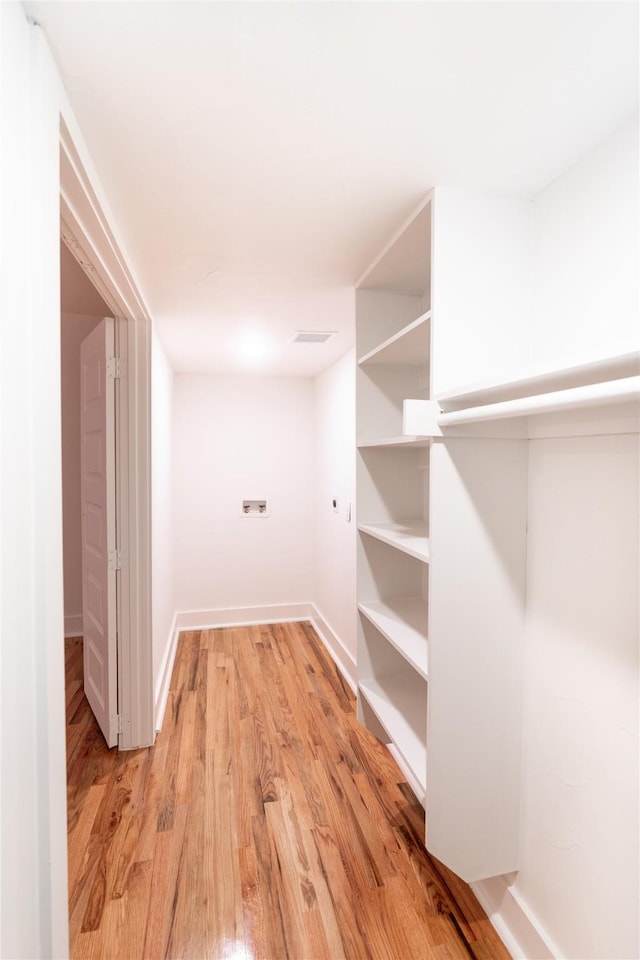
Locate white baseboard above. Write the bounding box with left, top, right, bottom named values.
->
left=64, top=613, right=83, bottom=638
left=174, top=602, right=315, bottom=632
left=471, top=876, right=558, bottom=960
left=307, top=605, right=357, bottom=693
left=154, top=612, right=179, bottom=732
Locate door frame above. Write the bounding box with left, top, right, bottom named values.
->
left=60, top=118, right=154, bottom=750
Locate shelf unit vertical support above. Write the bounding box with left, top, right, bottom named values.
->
left=426, top=437, right=528, bottom=880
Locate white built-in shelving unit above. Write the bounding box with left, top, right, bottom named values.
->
left=356, top=199, right=432, bottom=810
left=355, top=188, right=639, bottom=886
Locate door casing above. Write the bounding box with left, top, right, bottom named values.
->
left=60, top=117, right=154, bottom=751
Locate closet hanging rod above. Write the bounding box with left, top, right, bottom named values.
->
left=438, top=376, right=640, bottom=426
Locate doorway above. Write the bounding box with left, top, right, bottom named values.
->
left=60, top=116, right=154, bottom=751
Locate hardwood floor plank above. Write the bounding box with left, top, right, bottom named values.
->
left=311, top=820, right=371, bottom=960
left=65, top=627, right=511, bottom=960
left=135, top=739, right=167, bottom=863
left=141, top=800, right=189, bottom=959
left=249, top=812, right=291, bottom=960
left=263, top=798, right=311, bottom=959
left=67, top=784, right=106, bottom=896
left=111, top=813, right=142, bottom=899
left=204, top=758, right=245, bottom=955
left=68, top=834, right=105, bottom=946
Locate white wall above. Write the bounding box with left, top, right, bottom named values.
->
left=0, top=6, right=69, bottom=957
left=521, top=433, right=638, bottom=960
left=532, top=115, right=638, bottom=369
left=520, top=118, right=639, bottom=960
left=151, top=330, right=175, bottom=718
left=173, top=374, right=314, bottom=615
left=313, top=350, right=357, bottom=680
left=60, top=313, right=103, bottom=632
left=475, top=117, right=639, bottom=960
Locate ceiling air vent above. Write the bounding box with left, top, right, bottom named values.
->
left=290, top=331, right=336, bottom=344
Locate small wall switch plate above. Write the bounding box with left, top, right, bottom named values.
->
left=241, top=499, right=269, bottom=517
left=331, top=497, right=339, bottom=513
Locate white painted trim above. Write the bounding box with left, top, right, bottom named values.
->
left=116, top=316, right=153, bottom=749
left=307, top=606, right=357, bottom=693
left=174, top=602, right=316, bottom=632
left=471, top=876, right=559, bottom=960
left=154, top=612, right=179, bottom=732
left=64, top=614, right=83, bottom=638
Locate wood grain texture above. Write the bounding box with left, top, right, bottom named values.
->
left=66, top=627, right=511, bottom=959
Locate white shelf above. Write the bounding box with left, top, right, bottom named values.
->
left=357, top=312, right=431, bottom=366
left=357, top=435, right=430, bottom=449
left=436, top=348, right=640, bottom=407
left=358, top=598, right=428, bottom=680
left=358, top=675, right=427, bottom=794
left=358, top=522, right=430, bottom=562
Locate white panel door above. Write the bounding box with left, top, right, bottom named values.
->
left=80, top=318, right=118, bottom=747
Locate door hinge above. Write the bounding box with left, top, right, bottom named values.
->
left=107, top=357, right=127, bottom=379
left=108, top=549, right=127, bottom=571
left=117, top=714, right=124, bottom=735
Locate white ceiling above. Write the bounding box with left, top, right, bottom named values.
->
left=29, top=1, right=638, bottom=377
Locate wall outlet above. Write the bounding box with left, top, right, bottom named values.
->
left=241, top=499, right=269, bottom=517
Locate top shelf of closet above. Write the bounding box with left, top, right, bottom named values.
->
left=358, top=312, right=431, bottom=367
left=436, top=348, right=640, bottom=408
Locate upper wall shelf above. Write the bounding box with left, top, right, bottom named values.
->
left=436, top=348, right=640, bottom=408
left=358, top=312, right=431, bottom=366
left=357, top=196, right=432, bottom=294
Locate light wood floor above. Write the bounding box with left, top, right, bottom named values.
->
left=66, top=624, right=510, bottom=960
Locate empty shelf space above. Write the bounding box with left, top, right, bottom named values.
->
left=359, top=675, right=427, bottom=793
left=357, top=435, right=430, bottom=448
left=358, top=312, right=431, bottom=366
left=358, top=598, right=428, bottom=680
left=358, top=522, right=430, bottom=562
